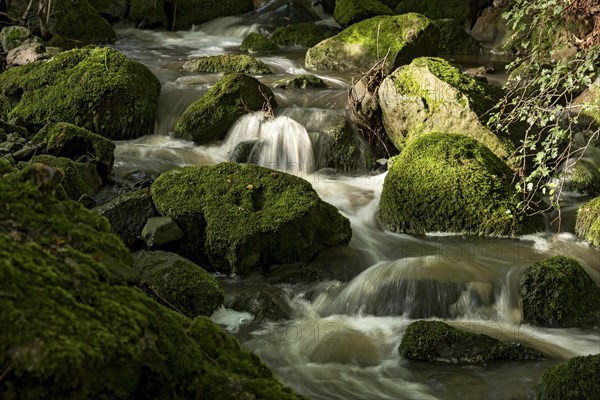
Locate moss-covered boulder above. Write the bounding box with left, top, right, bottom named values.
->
left=174, top=0, right=254, bottom=30
left=182, top=54, right=272, bottom=74
left=31, top=122, right=115, bottom=179
left=378, top=133, right=543, bottom=236
left=29, top=155, right=103, bottom=201
left=241, top=32, right=279, bottom=54
left=576, top=196, right=600, bottom=246
left=538, top=354, right=600, bottom=400
left=395, top=0, right=478, bottom=27
left=0, top=168, right=304, bottom=399
left=133, top=250, right=224, bottom=318
left=174, top=73, right=276, bottom=144
left=305, top=14, right=439, bottom=72
left=0, top=26, right=40, bottom=52
left=399, top=320, right=543, bottom=363
left=0, top=47, right=161, bottom=140
left=316, top=119, right=372, bottom=172
left=273, top=74, right=328, bottom=89
left=562, top=160, right=600, bottom=196
left=333, top=0, right=393, bottom=27
left=521, top=256, right=600, bottom=327
left=433, top=19, right=481, bottom=54
left=48, top=0, right=116, bottom=45
left=378, top=57, right=512, bottom=159
left=271, top=23, right=341, bottom=48
left=151, top=162, right=352, bottom=275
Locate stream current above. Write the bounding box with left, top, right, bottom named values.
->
left=109, top=3, right=600, bottom=399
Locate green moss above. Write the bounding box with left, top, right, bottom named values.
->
left=538, top=354, right=600, bottom=400
left=0, top=26, right=37, bottom=52
left=174, top=73, right=277, bottom=144
left=0, top=156, right=15, bottom=175
left=133, top=251, right=224, bottom=318
left=576, top=196, right=600, bottom=246
left=399, top=320, right=543, bottom=363
left=50, top=0, right=116, bottom=45
left=520, top=256, right=600, bottom=327
left=182, top=54, right=272, bottom=74
left=174, top=0, right=254, bottom=30
left=0, top=171, right=304, bottom=399
left=433, top=19, right=481, bottom=55
left=305, top=14, right=439, bottom=72
left=333, top=0, right=393, bottom=27
left=0, top=119, right=29, bottom=139
left=0, top=47, right=160, bottom=140
left=271, top=23, right=340, bottom=48
left=241, top=33, right=279, bottom=54
left=273, top=74, right=328, bottom=89
left=395, top=0, right=475, bottom=26
left=31, top=122, right=115, bottom=179
left=378, top=133, right=543, bottom=236
left=151, top=162, right=352, bottom=275
left=563, top=162, right=600, bottom=195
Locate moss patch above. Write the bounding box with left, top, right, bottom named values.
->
left=399, top=320, right=543, bottom=363
left=182, top=54, right=272, bottom=74
left=433, top=19, right=481, bottom=55
left=241, top=33, right=279, bottom=54
left=271, top=23, right=340, bottom=48
left=334, top=0, right=393, bottom=27
left=150, top=162, right=352, bottom=275
left=0, top=47, right=161, bottom=140
left=538, top=354, right=600, bottom=400
left=575, top=196, right=600, bottom=246
left=174, top=73, right=276, bottom=144
left=49, top=0, right=116, bottom=45
left=378, top=132, right=544, bottom=236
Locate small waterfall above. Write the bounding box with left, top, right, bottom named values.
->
left=221, top=112, right=316, bottom=174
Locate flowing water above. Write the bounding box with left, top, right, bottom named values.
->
left=111, top=3, right=600, bottom=399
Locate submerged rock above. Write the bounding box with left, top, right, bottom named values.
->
left=174, top=73, right=276, bottom=144
left=378, top=57, right=512, bottom=159
left=399, top=320, right=544, bottom=363
left=333, top=0, right=393, bottom=27
left=0, top=47, right=161, bottom=140
left=538, top=354, right=600, bottom=400
left=227, top=287, right=291, bottom=321
left=151, top=162, right=352, bottom=275
left=576, top=196, right=600, bottom=246
left=305, top=14, right=439, bottom=72
left=241, top=32, right=279, bottom=54
left=520, top=256, right=600, bottom=327
left=182, top=54, right=273, bottom=74
left=378, top=133, right=543, bottom=236
left=271, top=23, right=341, bottom=48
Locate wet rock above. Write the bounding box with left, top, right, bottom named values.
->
left=308, top=326, right=382, bottom=367
left=241, top=32, right=279, bottom=54
left=271, top=23, right=340, bottom=48
left=151, top=162, right=352, bottom=275
left=273, top=74, right=327, bottom=89
left=318, top=119, right=371, bottom=173
left=228, top=139, right=262, bottom=163
left=227, top=287, right=291, bottom=321
left=576, top=196, right=600, bottom=246
left=93, top=188, right=156, bottom=249
left=6, top=42, right=48, bottom=66
left=141, top=216, right=185, bottom=248
left=521, top=256, right=600, bottom=327
left=399, top=320, right=544, bottom=363
left=133, top=250, right=224, bottom=318
left=333, top=0, right=393, bottom=27
left=433, top=19, right=481, bottom=54
left=560, top=158, right=600, bottom=196
left=182, top=54, right=272, bottom=74
left=470, top=4, right=508, bottom=47
left=538, top=354, right=600, bottom=400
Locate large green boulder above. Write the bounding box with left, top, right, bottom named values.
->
left=538, top=354, right=600, bottom=400
left=576, top=196, right=600, bottom=246
left=433, top=19, right=481, bottom=54
left=333, top=0, right=393, bottom=27
left=271, top=23, right=340, bottom=48
left=378, top=57, right=512, bottom=159
left=133, top=250, right=224, bottom=318
left=174, top=0, right=254, bottom=31
left=305, top=14, right=439, bottom=72
left=378, top=133, right=543, bottom=236
left=182, top=54, right=272, bottom=74
left=0, top=47, right=161, bottom=140
left=241, top=32, right=279, bottom=54
left=521, top=256, right=600, bottom=327
left=151, top=162, right=352, bottom=275
left=31, top=122, right=115, bottom=179
left=399, top=320, right=543, bottom=363
left=395, top=0, right=479, bottom=27
left=49, top=0, right=116, bottom=45
left=174, top=73, right=276, bottom=144
left=0, top=169, right=304, bottom=399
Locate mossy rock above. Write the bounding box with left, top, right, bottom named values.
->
left=433, top=19, right=481, bottom=54
left=182, top=54, right=272, bottom=74
left=319, top=119, right=372, bottom=172
left=133, top=250, right=224, bottom=318
left=174, top=0, right=254, bottom=31
left=305, top=14, right=440, bottom=72
left=378, top=57, right=513, bottom=160
left=0, top=156, right=15, bottom=175
left=241, top=32, right=279, bottom=54
left=538, top=354, right=600, bottom=400
left=151, top=162, right=352, bottom=275
left=0, top=119, right=29, bottom=139
left=48, top=0, right=116, bottom=45
left=0, top=47, right=161, bottom=140
left=29, top=154, right=103, bottom=201
left=0, top=26, right=40, bottom=52
left=271, top=23, right=341, bottom=48
left=395, top=0, right=478, bottom=27
left=174, top=73, right=277, bottom=144
left=573, top=80, right=600, bottom=126
left=128, top=0, right=169, bottom=29
left=576, top=196, right=600, bottom=246
left=333, top=0, right=393, bottom=27
left=31, top=122, right=115, bottom=179
left=378, top=133, right=544, bottom=236
left=273, top=74, right=328, bottom=89
left=562, top=160, right=600, bottom=196
left=399, top=320, right=543, bottom=363
left=0, top=170, right=304, bottom=399
left=520, top=256, right=600, bottom=327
